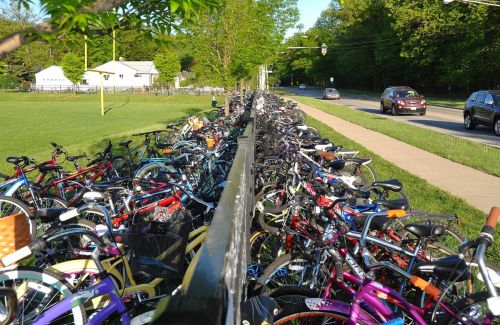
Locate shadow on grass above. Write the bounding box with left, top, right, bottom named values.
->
left=104, top=97, right=130, bottom=115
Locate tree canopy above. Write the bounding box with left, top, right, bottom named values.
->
left=154, top=52, right=181, bottom=87
left=274, top=0, right=500, bottom=94
left=61, top=52, right=85, bottom=85
left=0, top=0, right=220, bottom=59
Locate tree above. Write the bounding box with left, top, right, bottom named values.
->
left=154, top=52, right=181, bottom=87
left=188, top=0, right=298, bottom=114
left=0, top=0, right=220, bottom=59
left=61, top=52, right=85, bottom=89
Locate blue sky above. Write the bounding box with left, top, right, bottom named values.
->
left=286, top=0, right=332, bottom=38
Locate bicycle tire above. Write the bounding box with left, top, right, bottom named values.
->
left=0, top=195, right=35, bottom=235
left=264, top=286, right=320, bottom=309
left=0, top=266, right=87, bottom=324
left=255, top=253, right=325, bottom=295
left=439, top=291, right=494, bottom=324
left=274, top=301, right=377, bottom=325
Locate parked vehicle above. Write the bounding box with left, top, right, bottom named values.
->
left=322, top=88, right=340, bottom=100
left=463, top=90, right=500, bottom=136
left=298, top=83, right=307, bottom=90
left=380, top=86, right=426, bottom=116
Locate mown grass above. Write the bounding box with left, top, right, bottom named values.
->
left=307, top=116, right=499, bottom=264
left=0, top=92, right=220, bottom=172
left=338, top=89, right=465, bottom=109
left=289, top=95, right=500, bottom=178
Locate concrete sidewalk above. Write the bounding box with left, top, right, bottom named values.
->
left=288, top=98, right=500, bottom=214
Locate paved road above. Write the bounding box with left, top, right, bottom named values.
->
left=282, top=87, right=500, bottom=148
left=287, top=98, right=500, bottom=214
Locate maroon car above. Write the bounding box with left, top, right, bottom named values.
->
left=380, top=86, right=426, bottom=116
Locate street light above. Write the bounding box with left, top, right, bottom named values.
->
left=286, top=43, right=329, bottom=56
left=321, top=43, right=328, bottom=56
left=443, top=0, right=500, bottom=6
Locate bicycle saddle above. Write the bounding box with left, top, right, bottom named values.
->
left=316, top=150, right=335, bottom=161
left=415, top=255, right=469, bottom=282
left=372, top=199, right=408, bottom=210
left=38, top=164, right=63, bottom=173
left=90, top=178, right=130, bottom=192
left=355, top=215, right=393, bottom=231
left=404, top=224, right=445, bottom=238
left=372, top=179, right=403, bottom=192
left=119, top=140, right=132, bottom=147
left=325, top=159, right=346, bottom=171
left=6, top=157, right=26, bottom=165
left=67, top=154, right=86, bottom=162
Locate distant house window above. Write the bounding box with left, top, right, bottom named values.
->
left=82, top=79, right=88, bottom=85
left=134, top=74, right=140, bottom=77
left=119, top=74, right=124, bottom=79
left=104, top=74, right=110, bottom=81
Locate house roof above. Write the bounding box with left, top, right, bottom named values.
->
left=121, top=61, right=156, bottom=74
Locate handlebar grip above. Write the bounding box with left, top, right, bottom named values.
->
left=486, top=207, right=500, bottom=228
left=1, top=246, right=32, bottom=266
left=410, top=275, right=441, bottom=299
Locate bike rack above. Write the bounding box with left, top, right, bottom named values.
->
left=152, top=92, right=257, bottom=324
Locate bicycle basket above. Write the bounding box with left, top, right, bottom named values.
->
left=129, top=209, right=191, bottom=279
left=0, top=213, right=31, bottom=262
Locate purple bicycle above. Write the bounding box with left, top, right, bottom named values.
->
left=273, top=207, right=500, bottom=325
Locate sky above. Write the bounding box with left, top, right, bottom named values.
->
left=285, top=0, right=332, bottom=38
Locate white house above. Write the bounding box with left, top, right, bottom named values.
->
left=34, top=59, right=159, bottom=90
left=34, top=66, right=74, bottom=91
left=83, top=59, right=159, bottom=89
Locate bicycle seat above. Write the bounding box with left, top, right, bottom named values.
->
left=372, top=199, right=408, bottom=210
left=325, top=160, right=346, bottom=171
left=372, top=179, right=403, bottom=192
left=311, top=137, right=330, bottom=145
left=36, top=208, right=70, bottom=223
left=39, top=164, right=63, bottom=173
left=156, top=143, right=174, bottom=149
left=404, top=224, right=445, bottom=238
left=347, top=187, right=371, bottom=199
left=300, top=144, right=317, bottom=151
left=355, top=215, right=393, bottom=231
left=67, top=154, right=86, bottom=162
left=6, top=157, right=25, bottom=165
left=316, top=150, right=335, bottom=162
left=415, top=255, right=469, bottom=282
left=345, top=157, right=372, bottom=165
left=90, top=178, right=130, bottom=192
left=119, top=140, right=132, bottom=147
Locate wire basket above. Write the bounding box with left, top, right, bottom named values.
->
left=129, top=209, right=191, bottom=279
left=0, top=213, right=31, bottom=263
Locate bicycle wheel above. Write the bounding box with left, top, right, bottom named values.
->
left=41, top=219, right=100, bottom=264
left=255, top=254, right=327, bottom=295
left=0, top=267, right=87, bottom=324
left=440, top=291, right=495, bottom=324
left=275, top=302, right=377, bottom=325
left=265, top=287, right=320, bottom=310
left=0, top=196, right=35, bottom=235
left=338, top=162, right=376, bottom=188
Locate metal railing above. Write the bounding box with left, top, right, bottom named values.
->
left=152, top=93, right=257, bottom=325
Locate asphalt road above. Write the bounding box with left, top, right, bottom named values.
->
left=282, top=87, right=500, bottom=148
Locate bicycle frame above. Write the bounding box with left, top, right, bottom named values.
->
left=33, top=271, right=130, bottom=325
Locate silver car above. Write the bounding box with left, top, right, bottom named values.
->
left=323, top=88, right=340, bottom=100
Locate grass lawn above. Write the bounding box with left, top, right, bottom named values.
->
left=307, top=116, right=499, bottom=264
left=0, top=92, right=220, bottom=172
left=288, top=95, right=500, bottom=178
left=339, top=89, right=466, bottom=109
